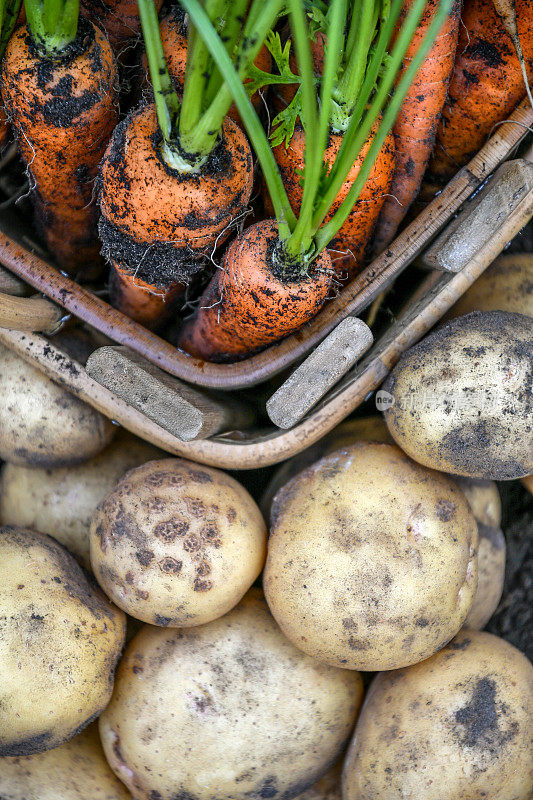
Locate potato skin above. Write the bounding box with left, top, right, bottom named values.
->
left=0, top=430, right=162, bottom=569
left=447, top=253, right=533, bottom=319
left=464, top=523, right=505, bottom=630
left=90, top=459, right=267, bottom=627
left=383, top=311, right=533, bottom=479
left=0, top=723, right=131, bottom=800
left=0, top=526, right=126, bottom=757
left=522, top=474, right=533, bottom=495
left=295, top=762, right=342, bottom=800
left=264, top=442, right=478, bottom=671
left=451, top=476, right=501, bottom=527
left=342, top=630, right=533, bottom=800
left=0, top=343, right=114, bottom=467
left=99, top=588, right=363, bottom=800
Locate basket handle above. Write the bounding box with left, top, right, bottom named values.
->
left=0, top=287, right=64, bottom=333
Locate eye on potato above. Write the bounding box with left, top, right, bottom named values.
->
left=261, top=416, right=392, bottom=523
left=0, top=342, right=114, bottom=468
left=0, top=526, right=126, bottom=757
left=0, top=723, right=131, bottom=800
left=0, top=430, right=163, bottom=569
left=446, top=252, right=533, bottom=319
left=342, top=630, right=533, bottom=800
left=90, top=458, right=267, bottom=627
left=99, top=588, right=363, bottom=800
left=264, top=442, right=478, bottom=671
left=383, top=311, right=533, bottom=480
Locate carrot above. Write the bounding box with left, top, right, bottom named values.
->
left=80, top=0, right=163, bottom=54
left=99, top=0, right=283, bottom=327
left=1, top=1, right=118, bottom=277
left=178, top=0, right=452, bottom=362
left=372, top=0, right=461, bottom=253
left=428, top=0, right=533, bottom=181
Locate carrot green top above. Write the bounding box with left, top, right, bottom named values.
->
left=0, top=0, right=22, bottom=58
left=184, top=0, right=452, bottom=271
left=24, top=0, right=79, bottom=57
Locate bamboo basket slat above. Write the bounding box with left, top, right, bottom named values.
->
left=0, top=99, right=531, bottom=391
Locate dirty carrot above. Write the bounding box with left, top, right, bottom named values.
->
left=80, top=0, right=163, bottom=54
left=1, top=0, right=118, bottom=276
left=428, top=0, right=533, bottom=182
left=179, top=0, right=452, bottom=362
left=0, top=0, right=22, bottom=148
left=372, top=0, right=461, bottom=253
left=98, top=0, right=283, bottom=328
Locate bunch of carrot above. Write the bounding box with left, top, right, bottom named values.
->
left=0, top=0, right=530, bottom=363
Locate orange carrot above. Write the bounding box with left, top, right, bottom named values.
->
left=270, top=121, right=396, bottom=281
left=372, top=0, right=461, bottom=252
left=1, top=19, right=118, bottom=276
left=80, top=0, right=163, bottom=53
left=178, top=219, right=333, bottom=361
left=428, top=0, right=533, bottom=181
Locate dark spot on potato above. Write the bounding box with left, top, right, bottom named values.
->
left=183, top=497, right=207, bottom=517
left=188, top=470, right=213, bottom=484
left=154, top=614, right=172, bottom=626
left=348, top=637, right=369, bottom=651
left=136, top=549, right=154, bottom=565
left=416, top=618, right=429, bottom=627
left=125, top=572, right=134, bottom=585
left=136, top=590, right=149, bottom=600
left=227, top=508, right=237, bottom=523
left=450, top=637, right=471, bottom=650
left=435, top=499, right=456, bottom=522
left=454, top=677, right=517, bottom=750
left=160, top=557, right=183, bottom=574
left=193, top=577, right=213, bottom=592
left=342, top=617, right=356, bottom=629
left=196, top=561, right=211, bottom=577
left=0, top=729, right=53, bottom=757
left=149, top=792, right=163, bottom=800
left=184, top=535, right=202, bottom=552
left=133, top=665, right=143, bottom=674
left=95, top=522, right=107, bottom=552
left=154, top=518, right=189, bottom=541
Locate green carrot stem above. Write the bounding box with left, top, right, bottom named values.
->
left=334, top=0, right=376, bottom=128
left=24, top=0, right=79, bottom=56
left=138, top=0, right=181, bottom=157
left=0, top=0, right=22, bottom=58
left=179, top=0, right=227, bottom=143
left=179, top=0, right=284, bottom=160
left=314, top=0, right=453, bottom=253
left=179, top=0, right=295, bottom=238
left=312, top=0, right=401, bottom=225
left=281, top=0, right=321, bottom=257
left=203, top=0, right=249, bottom=107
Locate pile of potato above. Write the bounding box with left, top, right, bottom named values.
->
left=0, top=265, right=532, bottom=800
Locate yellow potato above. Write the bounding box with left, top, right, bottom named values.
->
left=0, top=527, right=125, bottom=756
left=264, top=442, right=478, bottom=671
left=0, top=724, right=131, bottom=800
left=100, top=589, right=363, bottom=800
left=464, top=523, right=505, bottom=630
left=0, top=430, right=163, bottom=569
left=261, top=416, right=392, bottom=522
left=451, top=476, right=501, bottom=527
left=342, top=630, right=533, bottom=800
left=0, top=342, right=114, bottom=467
left=295, top=762, right=342, bottom=800
left=383, top=311, right=533, bottom=479
left=447, top=253, right=533, bottom=319
left=90, top=459, right=267, bottom=627
left=522, top=474, right=533, bottom=495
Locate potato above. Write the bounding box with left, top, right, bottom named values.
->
left=0, top=430, right=163, bottom=569
left=447, top=253, right=533, bottom=319
left=264, top=442, right=478, bottom=671
left=0, top=723, right=131, bottom=800
left=522, top=474, right=533, bottom=495
left=295, top=762, right=341, bottom=800
left=383, top=311, right=533, bottom=479
left=90, top=459, right=267, bottom=627
left=0, top=342, right=114, bottom=467
left=451, top=476, right=501, bottom=527
left=0, top=526, right=126, bottom=756
left=99, top=588, right=363, bottom=800
left=261, top=416, right=392, bottom=522
left=464, top=523, right=506, bottom=630
left=342, top=630, right=533, bottom=800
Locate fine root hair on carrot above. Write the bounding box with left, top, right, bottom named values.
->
left=492, top=0, right=533, bottom=110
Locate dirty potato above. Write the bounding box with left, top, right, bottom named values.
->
left=464, top=523, right=506, bottom=630
left=0, top=723, right=131, bottom=800
left=383, top=311, right=533, bottom=479
left=261, top=416, right=392, bottom=522
left=99, top=588, right=363, bottom=800
left=0, top=526, right=126, bottom=757
left=522, top=474, right=533, bottom=495
left=342, top=630, right=533, bottom=800
left=295, top=762, right=342, bottom=800
left=0, top=343, right=114, bottom=467
left=264, top=442, right=478, bottom=671
left=90, top=459, right=267, bottom=627
left=446, top=253, right=533, bottom=319
left=0, top=430, right=162, bottom=569
left=451, top=476, right=501, bottom=527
